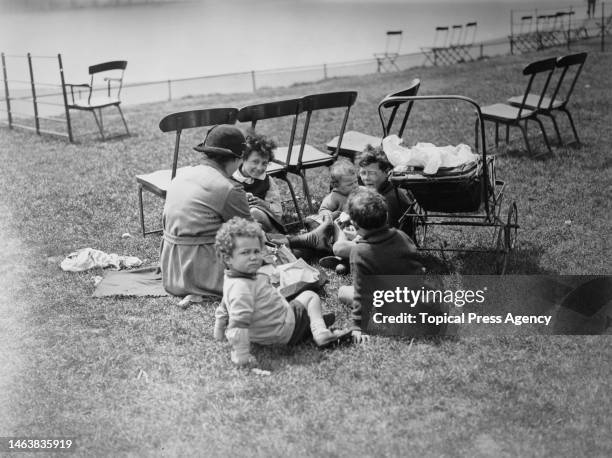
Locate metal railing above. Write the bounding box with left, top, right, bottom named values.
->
left=1, top=52, right=72, bottom=140
left=509, top=2, right=608, bottom=54
left=1, top=7, right=608, bottom=142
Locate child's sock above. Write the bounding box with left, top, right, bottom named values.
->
left=309, top=315, right=336, bottom=346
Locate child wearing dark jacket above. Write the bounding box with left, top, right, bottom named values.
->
left=337, top=188, right=425, bottom=343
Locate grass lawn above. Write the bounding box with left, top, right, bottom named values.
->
left=0, top=39, right=610, bottom=457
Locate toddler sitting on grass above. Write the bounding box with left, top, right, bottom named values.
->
left=232, top=130, right=285, bottom=233
left=305, top=160, right=360, bottom=230
left=214, top=217, right=351, bottom=366
left=337, top=188, right=425, bottom=344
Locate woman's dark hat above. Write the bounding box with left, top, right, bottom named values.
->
left=193, top=124, right=245, bottom=158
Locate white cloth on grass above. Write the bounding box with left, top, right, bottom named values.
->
left=60, top=248, right=142, bottom=272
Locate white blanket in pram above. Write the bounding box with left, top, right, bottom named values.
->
left=383, top=135, right=479, bottom=175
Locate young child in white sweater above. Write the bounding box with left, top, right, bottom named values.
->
left=213, top=217, right=350, bottom=366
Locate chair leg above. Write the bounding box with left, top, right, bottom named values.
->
left=494, top=122, right=499, bottom=147
left=91, top=109, right=105, bottom=140
left=560, top=108, right=580, bottom=145
left=533, top=116, right=553, bottom=155
left=138, top=185, right=146, bottom=237
left=544, top=113, right=562, bottom=145
left=518, top=122, right=533, bottom=156
left=117, top=105, right=130, bottom=136
left=99, top=108, right=104, bottom=138
left=278, top=173, right=305, bottom=230
left=298, top=170, right=315, bottom=214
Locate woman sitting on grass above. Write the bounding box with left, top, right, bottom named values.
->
left=161, top=125, right=334, bottom=303
left=160, top=125, right=251, bottom=300
left=232, top=131, right=285, bottom=234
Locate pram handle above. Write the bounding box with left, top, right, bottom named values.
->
left=381, top=94, right=490, bottom=217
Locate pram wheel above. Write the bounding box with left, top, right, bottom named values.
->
left=495, top=224, right=509, bottom=274
left=412, top=202, right=427, bottom=247
left=495, top=203, right=518, bottom=274
left=399, top=201, right=427, bottom=247
left=505, top=202, right=518, bottom=250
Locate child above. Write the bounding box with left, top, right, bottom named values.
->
left=337, top=188, right=425, bottom=344
left=232, top=131, right=285, bottom=233
left=356, top=145, right=414, bottom=230
left=304, top=160, right=359, bottom=231
left=323, top=146, right=415, bottom=267
left=214, top=217, right=350, bottom=366
left=319, top=160, right=359, bottom=219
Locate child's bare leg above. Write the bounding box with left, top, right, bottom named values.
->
left=250, top=207, right=275, bottom=233
left=296, top=290, right=336, bottom=345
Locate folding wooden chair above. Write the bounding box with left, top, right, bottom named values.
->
left=326, top=79, right=421, bottom=162
left=445, top=24, right=465, bottom=62
left=272, top=91, right=357, bottom=213
left=135, top=108, right=238, bottom=236
left=481, top=57, right=557, bottom=157
left=421, top=26, right=450, bottom=66
left=511, top=15, right=538, bottom=53
left=507, top=52, right=587, bottom=145
left=237, top=98, right=305, bottom=228
left=552, top=12, right=570, bottom=43
left=535, top=15, right=556, bottom=48
left=374, top=31, right=403, bottom=73
left=455, top=22, right=478, bottom=62
left=64, top=60, right=130, bottom=140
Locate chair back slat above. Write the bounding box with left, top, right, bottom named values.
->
left=464, top=22, right=478, bottom=45
left=552, top=52, right=587, bottom=107
left=89, top=60, right=127, bottom=74
left=159, top=108, right=238, bottom=132
left=450, top=25, right=463, bottom=46
left=294, top=91, right=358, bottom=164
left=433, top=26, right=450, bottom=47
left=379, top=79, right=421, bottom=137
left=237, top=99, right=302, bottom=164
left=384, top=30, right=403, bottom=54
left=557, top=52, right=587, bottom=68
left=523, top=57, right=557, bottom=75
left=237, top=98, right=301, bottom=125
left=301, top=91, right=358, bottom=112
left=520, top=16, right=533, bottom=34
left=516, top=57, right=556, bottom=118
left=158, top=108, right=239, bottom=179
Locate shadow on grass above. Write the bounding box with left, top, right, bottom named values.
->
left=448, top=241, right=549, bottom=275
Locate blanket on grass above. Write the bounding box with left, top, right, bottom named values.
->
left=92, top=266, right=169, bottom=297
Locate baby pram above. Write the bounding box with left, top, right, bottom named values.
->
left=387, top=95, right=518, bottom=274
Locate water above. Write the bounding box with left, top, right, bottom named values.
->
left=0, top=0, right=582, bottom=85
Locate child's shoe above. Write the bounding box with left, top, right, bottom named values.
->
left=319, top=255, right=343, bottom=270
left=313, top=328, right=353, bottom=348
